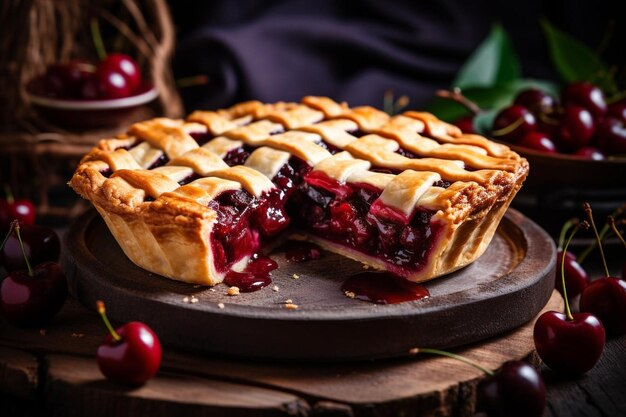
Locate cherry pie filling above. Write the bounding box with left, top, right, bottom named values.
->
left=293, top=171, right=443, bottom=277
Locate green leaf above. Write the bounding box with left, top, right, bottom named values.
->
left=453, top=24, right=521, bottom=90
left=472, top=110, right=497, bottom=136
left=427, top=79, right=559, bottom=122
left=541, top=19, right=617, bottom=93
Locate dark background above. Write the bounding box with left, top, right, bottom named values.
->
left=168, top=0, right=626, bottom=112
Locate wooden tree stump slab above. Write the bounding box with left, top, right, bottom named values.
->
left=63, top=209, right=556, bottom=360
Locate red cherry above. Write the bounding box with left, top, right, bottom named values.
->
left=533, top=311, right=605, bottom=374
left=513, top=89, right=555, bottom=114
left=453, top=116, right=475, bottom=134
left=608, top=99, right=626, bottom=123
left=596, top=117, right=626, bottom=155
left=99, top=53, right=142, bottom=93
left=0, top=262, right=67, bottom=327
left=0, top=196, right=36, bottom=231
left=516, top=131, right=557, bottom=153
left=96, top=301, right=161, bottom=386
left=1, top=223, right=60, bottom=271
left=554, top=250, right=589, bottom=299
left=79, top=73, right=101, bottom=100
left=557, top=106, right=595, bottom=150
left=43, top=61, right=96, bottom=98
left=573, top=146, right=605, bottom=160
left=492, top=105, right=536, bottom=142
left=580, top=278, right=626, bottom=336
left=578, top=211, right=626, bottom=336
left=96, top=67, right=133, bottom=99
left=561, top=81, right=607, bottom=118
left=477, top=360, right=546, bottom=417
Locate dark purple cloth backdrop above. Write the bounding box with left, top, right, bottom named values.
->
left=170, top=0, right=625, bottom=112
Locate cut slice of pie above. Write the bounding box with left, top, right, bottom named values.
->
left=70, top=96, right=528, bottom=286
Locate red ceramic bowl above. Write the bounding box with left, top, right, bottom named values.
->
left=27, top=83, right=158, bottom=129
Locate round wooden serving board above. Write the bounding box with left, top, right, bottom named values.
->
left=63, top=208, right=556, bottom=361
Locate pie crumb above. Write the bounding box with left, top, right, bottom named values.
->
left=183, top=296, right=190, bottom=303
left=209, top=288, right=216, bottom=292
left=362, top=264, right=370, bottom=270
left=285, top=303, right=299, bottom=310
left=344, top=291, right=356, bottom=299
left=408, top=347, right=419, bottom=356
left=292, top=273, right=300, bottom=279
left=272, top=285, right=280, bottom=292
left=190, top=296, right=199, bottom=304
left=217, top=303, right=225, bottom=309
left=227, top=286, right=240, bottom=296
left=285, top=299, right=293, bottom=304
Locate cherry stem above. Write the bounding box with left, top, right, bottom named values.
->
left=584, top=203, right=610, bottom=277
left=562, top=223, right=584, bottom=321
left=4, top=185, right=14, bottom=204
left=491, top=116, right=525, bottom=137
left=608, top=216, right=626, bottom=250
left=415, top=348, right=494, bottom=376
left=12, top=221, right=34, bottom=277
left=557, top=218, right=577, bottom=251
left=96, top=301, right=122, bottom=342
left=0, top=220, right=16, bottom=253
left=578, top=205, right=624, bottom=264
left=436, top=88, right=482, bottom=115
left=90, top=17, right=107, bottom=61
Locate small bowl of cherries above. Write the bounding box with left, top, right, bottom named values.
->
left=26, top=53, right=157, bottom=128
left=481, top=82, right=626, bottom=188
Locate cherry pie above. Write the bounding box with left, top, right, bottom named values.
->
left=70, top=97, right=528, bottom=286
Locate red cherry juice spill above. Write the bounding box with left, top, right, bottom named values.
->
left=285, top=241, right=323, bottom=263
left=224, top=254, right=278, bottom=292
left=341, top=271, right=430, bottom=304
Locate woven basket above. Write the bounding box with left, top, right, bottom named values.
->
left=0, top=0, right=183, bottom=221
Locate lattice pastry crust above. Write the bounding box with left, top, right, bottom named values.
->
left=70, top=97, right=528, bottom=285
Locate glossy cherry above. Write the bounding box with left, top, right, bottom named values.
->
left=98, top=53, right=142, bottom=93
left=492, top=105, right=536, bottom=142
left=96, top=301, right=161, bottom=386
left=417, top=349, right=545, bottom=417
left=0, top=188, right=35, bottom=231
left=573, top=146, right=605, bottom=160
left=607, top=99, right=626, bottom=122
left=95, top=67, right=133, bottom=99
left=477, top=360, right=546, bottom=417
left=554, top=250, right=589, bottom=299
left=533, top=220, right=605, bottom=375
left=561, top=81, right=607, bottom=118
left=1, top=222, right=60, bottom=272
left=596, top=117, right=626, bottom=155
left=514, top=88, right=556, bottom=114
left=533, top=311, right=605, bottom=374
left=579, top=212, right=626, bottom=336
left=43, top=60, right=96, bottom=98
left=0, top=222, right=67, bottom=326
left=557, top=106, right=595, bottom=151
left=516, top=131, right=557, bottom=153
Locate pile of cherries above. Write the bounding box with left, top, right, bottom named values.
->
left=0, top=193, right=65, bottom=327
left=35, top=53, right=142, bottom=100
left=486, top=81, right=626, bottom=158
